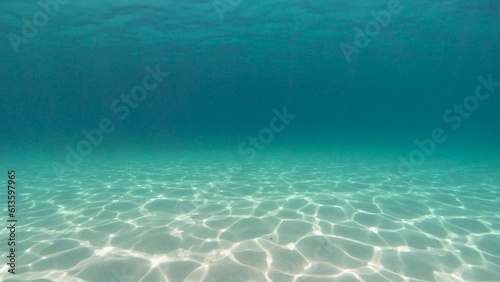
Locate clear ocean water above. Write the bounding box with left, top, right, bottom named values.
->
left=1, top=1, right=499, bottom=281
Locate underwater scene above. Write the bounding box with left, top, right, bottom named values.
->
left=1, top=0, right=499, bottom=281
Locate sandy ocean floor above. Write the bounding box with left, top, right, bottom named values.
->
left=1, top=149, right=499, bottom=282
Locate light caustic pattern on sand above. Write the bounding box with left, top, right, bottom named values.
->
left=1, top=152, right=499, bottom=282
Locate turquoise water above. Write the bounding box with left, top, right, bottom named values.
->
left=1, top=0, right=499, bottom=281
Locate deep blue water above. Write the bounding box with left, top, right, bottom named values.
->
left=1, top=0, right=499, bottom=151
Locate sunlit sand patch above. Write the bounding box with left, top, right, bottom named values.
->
left=1, top=152, right=499, bottom=281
